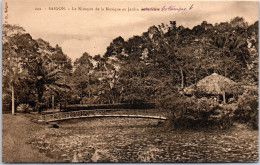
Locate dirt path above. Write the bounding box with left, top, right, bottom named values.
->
left=2, top=114, right=54, bottom=163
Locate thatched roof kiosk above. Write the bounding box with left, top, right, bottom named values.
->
left=184, top=73, right=237, bottom=104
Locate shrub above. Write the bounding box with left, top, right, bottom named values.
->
left=17, top=104, right=33, bottom=113
left=157, top=94, right=234, bottom=129
left=156, top=93, right=191, bottom=126
left=81, top=96, right=99, bottom=104
left=234, top=90, right=258, bottom=130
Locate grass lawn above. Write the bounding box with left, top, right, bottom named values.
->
left=2, top=114, right=54, bottom=163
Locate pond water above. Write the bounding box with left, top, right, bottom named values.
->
left=31, top=118, right=258, bottom=163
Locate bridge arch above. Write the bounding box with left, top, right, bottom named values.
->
left=42, top=110, right=167, bottom=122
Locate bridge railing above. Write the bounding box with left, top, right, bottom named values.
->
left=43, top=110, right=92, bottom=121
left=42, top=110, right=167, bottom=122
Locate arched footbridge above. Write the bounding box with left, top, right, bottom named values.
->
left=41, top=109, right=168, bottom=122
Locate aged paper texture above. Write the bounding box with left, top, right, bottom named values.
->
left=2, top=0, right=259, bottom=163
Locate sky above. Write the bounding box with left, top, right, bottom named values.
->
left=3, top=0, right=259, bottom=61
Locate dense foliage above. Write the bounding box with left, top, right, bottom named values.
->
left=157, top=94, right=234, bottom=129
left=234, top=88, right=258, bottom=130
left=2, top=17, right=258, bottom=128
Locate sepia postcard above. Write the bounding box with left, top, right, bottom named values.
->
left=2, top=0, right=259, bottom=163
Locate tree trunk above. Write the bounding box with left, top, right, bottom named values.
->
left=224, top=65, right=227, bottom=77
left=11, top=85, right=15, bottom=115
left=81, top=87, right=83, bottom=105
left=180, top=68, right=184, bottom=89
left=52, top=95, right=55, bottom=110
left=223, top=91, right=226, bottom=104
left=37, top=85, right=44, bottom=114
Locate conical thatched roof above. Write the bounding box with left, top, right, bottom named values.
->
left=184, top=73, right=237, bottom=95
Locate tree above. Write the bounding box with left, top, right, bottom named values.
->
left=104, top=36, right=126, bottom=60
left=37, top=40, right=73, bottom=107
left=33, top=55, right=70, bottom=113
left=72, top=52, right=94, bottom=104
left=2, top=24, right=38, bottom=114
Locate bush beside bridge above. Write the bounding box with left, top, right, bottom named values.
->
left=157, top=94, right=235, bottom=130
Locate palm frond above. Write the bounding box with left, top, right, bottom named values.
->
left=46, top=69, right=64, bottom=79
